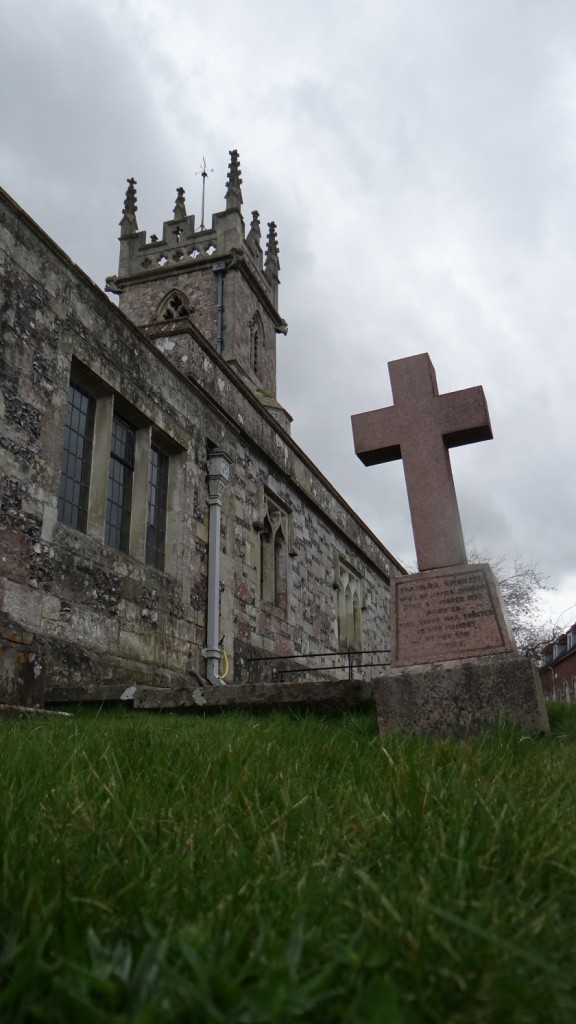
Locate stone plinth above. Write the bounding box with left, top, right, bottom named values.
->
left=0, top=614, right=45, bottom=707
left=391, top=564, right=516, bottom=667
left=133, top=679, right=374, bottom=712
left=375, top=655, right=549, bottom=737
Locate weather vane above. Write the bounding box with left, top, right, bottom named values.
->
left=196, top=156, right=214, bottom=231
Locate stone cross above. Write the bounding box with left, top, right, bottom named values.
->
left=351, top=353, right=492, bottom=572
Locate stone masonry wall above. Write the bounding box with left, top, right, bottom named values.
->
left=0, top=188, right=403, bottom=702
left=119, top=264, right=217, bottom=336
left=118, top=260, right=278, bottom=396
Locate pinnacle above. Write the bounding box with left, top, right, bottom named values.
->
left=225, top=149, right=243, bottom=210
left=265, top=221, right=280, bottom=274
left=173, top=186, right=187, bottom=221
left=120, top=178, right=138, bottom=235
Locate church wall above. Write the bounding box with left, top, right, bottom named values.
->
left=118, top=264, right=217, bottom=335
left=0, top=188, right=402, bottom=703
left=221, top=266, right=278, bottom=395
left=118, top=260, right=278, bottom=396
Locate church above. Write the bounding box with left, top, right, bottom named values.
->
left=0, top=150, right=404, bottom=706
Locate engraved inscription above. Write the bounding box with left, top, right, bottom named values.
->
left=393, top=566, right=514, bottom=666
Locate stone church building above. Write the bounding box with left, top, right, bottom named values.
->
left=0, top=151, right=403, bottom=705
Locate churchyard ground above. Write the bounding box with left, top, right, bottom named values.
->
left=1, top=703, right=575, bottom=1023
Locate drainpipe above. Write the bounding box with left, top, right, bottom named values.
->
left=213, top=260, right=226, bottom=355
left=548, top=665, right=556, bottom=702
left=202, top=450, right=232, bottom=685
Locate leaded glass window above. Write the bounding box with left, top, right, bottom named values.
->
left=105, top=416, right=135, bottom=553
left=146, top=446, right=169, bottom=570
left=57, top=383, right=95, bottom=531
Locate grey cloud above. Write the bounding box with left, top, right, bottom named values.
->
left=3, top=0, right=576, bottom=623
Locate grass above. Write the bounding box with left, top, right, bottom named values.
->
left=1, top=703, right=576, bottom=1022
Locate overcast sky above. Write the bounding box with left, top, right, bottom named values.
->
left=2, top=0, right=576, bottom=626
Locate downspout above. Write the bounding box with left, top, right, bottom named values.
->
left=213, top=260, right=226, bottom=355
left=202, top=450, right=232, bottom=685
left=548, top=665, right=556, bottom=701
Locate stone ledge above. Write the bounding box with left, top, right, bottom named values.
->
left=0, top=703, right=72, bottom=720
left=374, top=654, right=549, bottom=736
left=133, top=679, right=374, bottom=711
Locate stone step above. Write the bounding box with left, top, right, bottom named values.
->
left=133, top=679, right=375, bottom=711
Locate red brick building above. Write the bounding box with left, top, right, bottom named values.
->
left=539, top=624, right=576, bottom=702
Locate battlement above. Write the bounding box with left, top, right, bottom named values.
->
left=106, top=151, right=280, bottom=310
left=105, top=150, right=288, bottom=406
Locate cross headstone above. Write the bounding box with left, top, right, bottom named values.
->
left=350, top=352, right=549, bottom=737
left=351, top=352, right=492, bottom=571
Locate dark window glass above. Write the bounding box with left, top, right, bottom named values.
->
left=105, top=416, right=135, bottom=553
left=252, top=327, right=259, bottom=373
left=57, top=383, right=95, bottom=531
left=146, top=446, right=169, bottom=570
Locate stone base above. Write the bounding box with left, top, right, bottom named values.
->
left=0, top=614, right=46, bottom=707
left=374, top=654, right=549, bottom=737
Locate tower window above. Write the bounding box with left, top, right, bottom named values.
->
left=252, top=326, right=259, bottom=373
left=157, top=290, right=191, bottom=321
left=57, top=383, right=95, bottom=532
left=249, top=313, right=264, bottom=377
left=105, top=416, right=135, bottom=553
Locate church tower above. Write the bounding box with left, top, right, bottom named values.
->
left=106, top=150, right=290, bottom=430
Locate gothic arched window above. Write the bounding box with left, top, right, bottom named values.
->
left=274, top=526, right=287, bottom=607
left=249, top=313, right=264, bottom=376
left=259, top=494, right=290, bottom=612
left=156, top=290, right=191, bottom=322
left=336, top=560, right=364, bottom=650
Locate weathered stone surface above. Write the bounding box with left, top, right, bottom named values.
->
left=352, top=353, right=492, bottom=571
left=374, top=654, right=549, bottom=736
left=41, top=641, right=196, bottom=703
left=1, top=181, right=404, bottom=703
left=0, top=703, right=71, bottom=720
left=133, top=679, right=374, bottom=711
left=391, top=564, right=516, bottom=667
left=0, top=612, right=45, bottom=705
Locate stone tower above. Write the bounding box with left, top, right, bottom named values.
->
left=106, top=150, right=291, bottom=430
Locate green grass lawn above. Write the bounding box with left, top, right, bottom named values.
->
left=1, top=702, right=575, bottom=1023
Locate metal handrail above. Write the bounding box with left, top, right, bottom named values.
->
left=245, top=648, right=390, bottom=661
left=245, top=648, right=390, bottom=682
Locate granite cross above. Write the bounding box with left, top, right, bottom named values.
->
left=351, top=353, right=493, bottom=572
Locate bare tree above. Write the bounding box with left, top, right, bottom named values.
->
left=467, top=547, right=569, bottom=660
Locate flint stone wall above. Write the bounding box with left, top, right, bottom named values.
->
left=0, top=188, right=403, bottom=701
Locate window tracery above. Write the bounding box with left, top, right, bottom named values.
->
left=336, top=559, right=364, bottom=649
left=258, top=494, right=290, bottom=610
left=249, top=313, right=264, bottom=376
left=156, top=290, right=191, bottom=321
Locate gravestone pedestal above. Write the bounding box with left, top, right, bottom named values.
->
left=373, top=565, right=549, bottom=736
left=375, top=654, right=549, bottom=737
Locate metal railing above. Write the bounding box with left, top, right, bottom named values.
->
left=244, top=648, right=390, bottom=683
